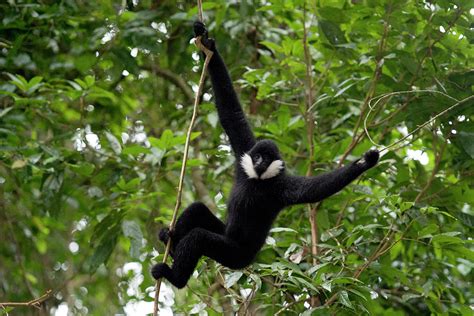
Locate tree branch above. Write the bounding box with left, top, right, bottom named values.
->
left=149, top=66, right=195, bottom=102
left=0, top=290, right=53, bottom=310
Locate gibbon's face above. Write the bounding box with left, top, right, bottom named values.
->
left=241, top=140, right=285, bottom=180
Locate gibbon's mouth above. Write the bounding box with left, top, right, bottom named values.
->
left=240, top=153, right=284, bottom=180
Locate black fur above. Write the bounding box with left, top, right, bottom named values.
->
left=151, top=22, right=379, bottom=288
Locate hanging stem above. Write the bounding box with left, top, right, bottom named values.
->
left=302, top=5, right=317, bottom=263
left=197, top=0, right=203, bottom=22
left=152, top=2, right=212, bottom=315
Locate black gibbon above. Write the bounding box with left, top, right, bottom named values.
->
left=151, top=22, right=379, bottom=288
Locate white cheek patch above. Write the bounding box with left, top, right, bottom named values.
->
left=241, top=153, right=258, bottom=179
left=260, top=160, right=284, bottom=179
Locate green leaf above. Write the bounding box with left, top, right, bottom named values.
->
left=418, top=223, right=439, bottom=238
left=91, top=210, right=125, bottom=243
left=122, top=145, right=151, bottom=155
left=432, top=233, right=463, bottom=244
left=457, top=132, right=474, bottom=158
left=105, top=131, right=122, bottom=154
left=6, top=73, right=28, bottom=91
left=260, top=41, right=282, bottom=53
left=0, top=306, right=14, bottom=314
left=86, top=234, right=118, bottom=273
left=402, top=293, right=422, bottom=302
left=458, top=212, right=474, bottom=228
left=122, top=220, right=143, bottom=258
left=321, top=228, right=344, bottom=242
left=11, top=160, right=27, bottom=169
left=347, top=288, right=367, bottom=302
left=339, top=290, right=353, bottom=309
left=321, top=281, right=332, bottom=292
left=84, top=75, right=95, bottom=87
left=224, top=271, right=243, bottom=288
left=115, top=177, right=141, bottom=192
left=26, top=76, right=43, bottom=94
left=319, top=20, right=347, bottom=45
left=70, top=162, right=95, bottom=176
left=0, top=106, right=14, bottom=118
left=249, top=273, right=262, bottom=291
left=319, top=0, right=345, bottom=9
left=28, top=76, right=43, bottom=87
left=307, top=262, right=330, bottom=276
left=400, top=201, right=414, bottom=213
left=270, top=227, right=297, bottom=233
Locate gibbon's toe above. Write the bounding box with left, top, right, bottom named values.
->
left=364, top=149, right=379, bottom=168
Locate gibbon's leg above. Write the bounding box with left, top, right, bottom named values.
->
left=158, top=202, right=225, bottom=255
left=152, top=228, right=246, bottom=288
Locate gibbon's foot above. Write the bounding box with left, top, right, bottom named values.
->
left=361, top=149, right=379, bottom=168
left=151, top=263, right=171, bottom=280
left=193, top=21, right=215, bottom=50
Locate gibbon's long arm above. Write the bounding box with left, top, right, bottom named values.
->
left=284, top=150, right=379, bottom=205
left=194, top=22, right=256, bottom=156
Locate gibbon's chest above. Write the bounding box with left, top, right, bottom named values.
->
left=228, top=181, right=281, bottom=215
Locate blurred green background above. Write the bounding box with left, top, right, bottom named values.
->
left=0, top=0, right=473, bottom=315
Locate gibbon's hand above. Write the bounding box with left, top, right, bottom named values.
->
left=193, top=21, right=215, bottom=50
left=158, top=227, right=174, bottom=244
left=358, top=149, right=379, bottom=169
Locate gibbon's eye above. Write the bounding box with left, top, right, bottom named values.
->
left=254, top=154, right=263, bottom=165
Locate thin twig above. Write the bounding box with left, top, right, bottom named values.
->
left=197, top=0, right=203, bottom=22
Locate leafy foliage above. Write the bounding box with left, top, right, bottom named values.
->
left=0, top=0, right=472, bottom=315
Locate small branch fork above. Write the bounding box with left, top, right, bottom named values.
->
left=364, top=92, right=473, bottom=153
left=152, top=2, right=213, bottom=315
left=0, top=289, right=53, bottom=310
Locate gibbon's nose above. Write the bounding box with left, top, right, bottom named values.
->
left=253, top=156, right=263, bottom=166
left=254, top=164, right=268, bottom=177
